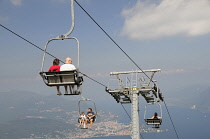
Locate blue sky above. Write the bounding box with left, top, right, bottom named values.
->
left=0, top=0, right=210, bottom=104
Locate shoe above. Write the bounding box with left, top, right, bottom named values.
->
left=74, top=90, right=80, bottom=94
left=57, top=92, right=62, bottom=96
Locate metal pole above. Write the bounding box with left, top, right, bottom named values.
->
left=64, top=0, right=75, bottom=37
left=131, top=90, right=140, bottom=139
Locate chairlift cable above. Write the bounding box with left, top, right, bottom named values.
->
left=163, top=100, right=180, bottom=139
left=0, top=24, right=59, bottom=61
left=80, top=72, right=107, bottom=87
left=120, top=103, right=146, bottom=139
left=120, top=103, right=132, bottom=138
left=120, top=103, right=131, bottom=120
left=74, top=0, right=156, bottom=86
left=0, top=23, right=107, bottom=88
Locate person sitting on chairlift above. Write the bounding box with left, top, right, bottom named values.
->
left=48, top=59, right=61, bottom=95
left=85, top=108, right=96, bottom=130
left=78, top=112, right=86, bottom=127
left=151, top=112, right=161, bottom=128
left=60, top=57, right=80, bottom=94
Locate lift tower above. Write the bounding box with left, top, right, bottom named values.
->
left=106, top=69, right=163, bottom=139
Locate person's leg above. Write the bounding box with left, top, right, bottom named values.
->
left=90, top=119, right=93, bottom=129
left=56, top=86, right=62, bottom=95
left=69, top=85, right=74, bottom=94
left=56, top=86, right=59, bottom=92
left=64, top=86, right=68, bottom=94
left=82, top=120, right=85, bottom=126
left=82, top=119, right=85, bottom=128
left=77, top=85, right=80, bottom=94
left=72, top=85, right=76, bottom=94
left=79, top=120, right=82, bottom=127
left=85, top=119, right=88, bottom=128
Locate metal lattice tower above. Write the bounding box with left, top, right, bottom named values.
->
left=106, top=69, right=163, bottom=139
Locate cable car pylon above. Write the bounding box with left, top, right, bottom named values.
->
left=106, top=69, right=163, bottom=139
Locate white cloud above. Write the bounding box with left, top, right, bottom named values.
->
left=121, top=0, right=210, bottom=40
left=10, top=0, right=22, bottom=6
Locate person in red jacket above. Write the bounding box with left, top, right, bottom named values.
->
left=48, top=59, right=60, bottom=72
left=48, top=59, right=61, bottom=95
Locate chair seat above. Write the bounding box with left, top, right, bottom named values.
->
left=40, top=70, right=83, bottom=87
left=145, top=119, right=162, bottom=125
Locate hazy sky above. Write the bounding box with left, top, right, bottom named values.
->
left=0, top=0, right=210, bottom=102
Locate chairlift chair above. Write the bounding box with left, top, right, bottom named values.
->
left=39, top=37, right=83, bottom=95
left=78, top=98, right=97, bottom=120
left=78, top=97, right=97, bottom=129
left=144, top=103, right=162, bottom=127
left=39, top=0, right=83, bottom=95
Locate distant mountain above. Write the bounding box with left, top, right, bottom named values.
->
left=0, top=91, right=78, bottom=123
left=0, top=118, right=73, bottom=139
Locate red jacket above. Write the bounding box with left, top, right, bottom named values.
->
left=48, top=65, right=60, bottom=72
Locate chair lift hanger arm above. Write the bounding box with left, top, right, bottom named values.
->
left=40, top=0, right=80, bottom=72
left=40, top=37, right=80, bottom=72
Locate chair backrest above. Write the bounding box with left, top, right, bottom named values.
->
left=45, top=70, right=77, bottom=86
left=145, top=119, right=162, bottom=125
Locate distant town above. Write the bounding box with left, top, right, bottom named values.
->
left=22, top=109, right=167, bottom=139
